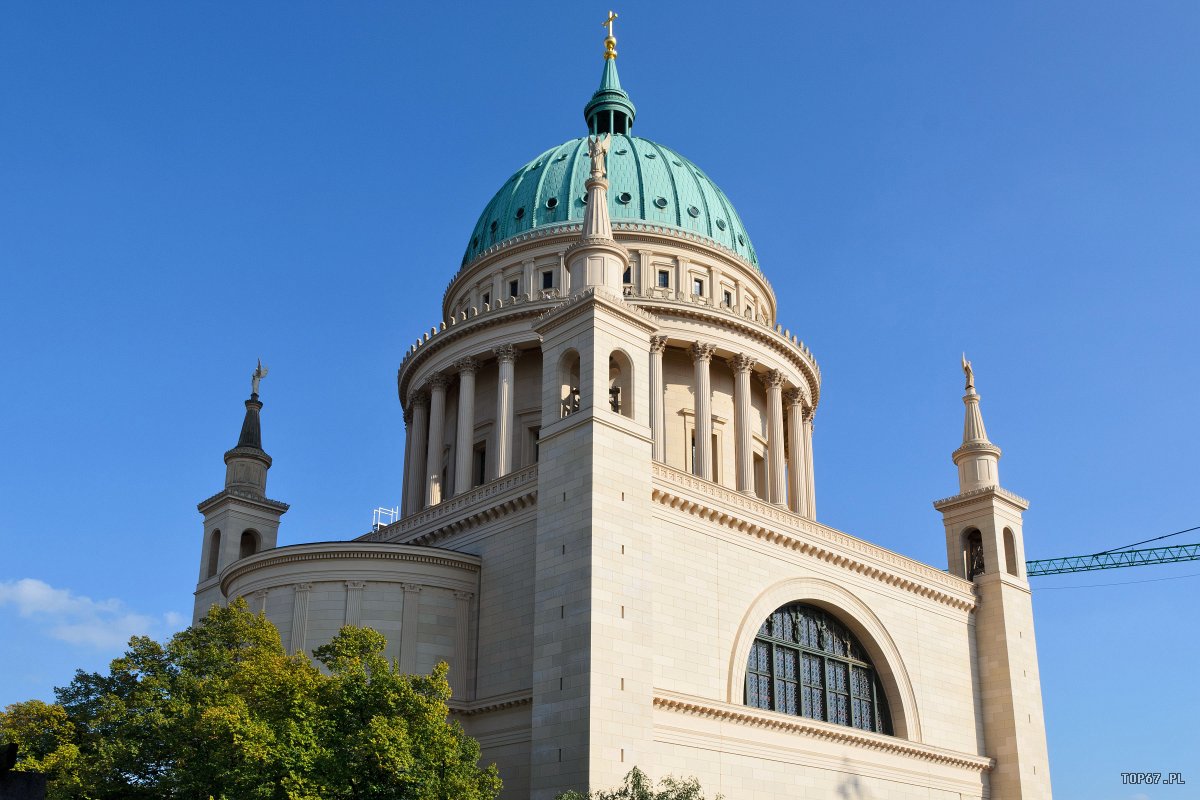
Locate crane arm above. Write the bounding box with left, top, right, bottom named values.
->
left=1026, top=543, right=1200, bottom=576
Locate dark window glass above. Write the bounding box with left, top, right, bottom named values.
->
left=744, top=602, right=893, bottom=735
left=657, top=270, right=670, bottom=288
left=542, top=271, right=554, bottom=290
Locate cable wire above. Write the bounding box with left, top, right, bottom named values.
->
left=1091, top=524, right=1200, bottom=556
left=1035, top=571, right=1200, bottom=590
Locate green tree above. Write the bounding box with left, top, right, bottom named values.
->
left=19, top=599, right=499, bottom=800
left=556, top=767, right=722, bottom=800
left=0, top=699, right=83, bottom=800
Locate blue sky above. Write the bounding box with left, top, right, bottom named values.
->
left=1, top=3, right=1197, bottom=798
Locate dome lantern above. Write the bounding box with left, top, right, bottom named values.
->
left=584, top=12, right=636, bottom=135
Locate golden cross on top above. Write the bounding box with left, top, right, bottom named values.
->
left=603, top=10, right=618, bottom=38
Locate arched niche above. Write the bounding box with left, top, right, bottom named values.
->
left=559, top=349, right=581, bottom=417
left=608, top=349, right=633, bottom=419
left=240, top=529, right=261, bottom=560
left=727, top=576, right=922, bottom=742
left=963, top=528, right=985, bottom=579
left=205, top=530, right=221, bottom=579
left=1003, top=527, right=1019, bottom=576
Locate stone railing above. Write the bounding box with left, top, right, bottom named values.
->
left=362, top=464, right=539, bottom=546
left=650, top=463, right=976, bottom=611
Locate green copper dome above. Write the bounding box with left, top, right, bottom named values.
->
left=461, top=54, right=758, bottom=270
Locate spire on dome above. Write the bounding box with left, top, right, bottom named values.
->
left=952, top=355, right=1002, bottom=493
left=585, top=11, right=636, bottom=135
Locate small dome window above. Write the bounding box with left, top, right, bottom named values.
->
left=687, top=205, right=700, bottom=218
left=672, top=160, right=683, bottom=166
left=546, top=197, right=559, bottom=209
left=531, top=162, right=542, bottom=170
left=737, top=233, right=746, bottom=245
left=580, top=194, right=588, bottom=205
left=472, top=236, right=479, bottom=249
left=615, top=148, right=629, bottom=155
left=618, top=192, right=632, bottom=204
left=555, top=153, right=568, bottom=162
left=645, top=152, right=657, bottom=159
left=654, top=197, right=668, bottom=209
left=715, top=219, right=727, bottom=231
left=515, top=207, right=525, bottom=220
left=490, top=220, right=499, bottom=232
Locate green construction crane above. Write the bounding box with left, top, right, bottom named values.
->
left=1026, top=543, right=1200, bottom=576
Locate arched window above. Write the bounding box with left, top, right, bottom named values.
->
left=205, top=530, right=221, bottom=579
left=559, top=350, right=581, bottom=417
left=239, top=529, right=260, bottom=559
left=745, top=602, right=892, bottom=735
left=608, top=350, right=633, bottom=419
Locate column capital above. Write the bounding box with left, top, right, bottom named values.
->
left=690, top=342, right=717, bottom=364
left=401, top=583, right=422, bottom=594
left=410, top=389, right=429, bottom=408
left=493, top=344, right=520, bottom=363
left=729, top=354, right=757, bottom=375
left=453, top=356, right=479, bottom=375
left=760, top=369, right=786, bottom=389
left=785, top=387, right=807, bottom=408
left=345, top=581, right=367, bottom=590
left=293, top=583, right=313, bottom=593
left=649, top=335, right=669, bottom=354
left=453, top=590, right=475, bottom=601
left=425, top=373, right=450, bottom=391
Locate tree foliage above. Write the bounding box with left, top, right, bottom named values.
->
left=0, top=599, right=500, bottom=800
left=556, top=767, right=722, bottom=800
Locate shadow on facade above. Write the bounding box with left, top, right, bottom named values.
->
left=836, top=758, right=875, bottom=800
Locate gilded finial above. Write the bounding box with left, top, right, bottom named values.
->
left=602, top=10, right=618, bottom=60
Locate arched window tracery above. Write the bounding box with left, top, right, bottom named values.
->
left=745, top=602, right=892, bottom=735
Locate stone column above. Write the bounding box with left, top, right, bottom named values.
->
left=424, top=375, right=448, bottom=506
left=453, top=591, right=474, bottom=700
left=399, top=583, right=421, bottom=673
left=252, top=589, right=268, bottom=615
left=690, top=343, right=716, bottom=480
left=289, top=583, right=312, bottom=655
left=405, top=393, right=429, bottom=514
left=763, top=370, right=786, bottom=504
left=786, top=388, right=808, bottom=515
left=344, top=581, right=365, bottom=626
left=522, top=258, right=535, bottom=297
left=730, top=354, right=756, bottom=493
left=638, top=249, right=654, bottom=295
left=649, top=336, right=668, bottom=462
left=453, top=358, right=479, bottom=496
left=400, top=408, right=414, bottom=517
left=494, top=346, right=518, bottom=478
left=804, top=408, right=816, bottom=518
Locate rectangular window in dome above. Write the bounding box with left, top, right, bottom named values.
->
left=657, top=270, right=670, bottom=288
left=482, top=292, right=490, bottom=307
left=692, top=277, right=704, bottom=297
left=509, top=279, right=520, bottom=298
left=723, top=289, right=733, bottom=307
left=541, top=270, right=554, bottom=290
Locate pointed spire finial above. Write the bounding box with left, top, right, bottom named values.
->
left=952, top=356, right=1001, bottom=492
left=602, top=10, right=618, bottom=59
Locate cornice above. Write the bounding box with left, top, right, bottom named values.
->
left=651, top=464, right=976, bottom=612
left=627, top=292, right=821, bottom=410
left=448, top=690, right=533, bottom=717
left=197, top=489, right=290, bottom=515
left=652, top=691, right=993, bottom=772
left=932, top=484, right=1030, bottom=512
left=362, top=465, right=539, bottom=547
left=219, top=542, right=481, bottom=595
left=532, top=287, right=661, bottom=335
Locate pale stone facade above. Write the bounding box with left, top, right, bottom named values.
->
left=193, top=34, right=1052, bottom=800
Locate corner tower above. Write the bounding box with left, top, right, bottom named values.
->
left=193, top=362, right=289, bottom=621
left=933, top=358, right=1052, bottom=798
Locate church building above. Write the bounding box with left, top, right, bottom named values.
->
left=193, top=18, right=1052, bottom=800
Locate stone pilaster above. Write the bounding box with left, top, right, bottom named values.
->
left=785, top=388, right=807, bottom=516
left=649, top=336, right=668, bottom=462
left=452, top=590, right=474, bottom=700
left=404, top=392, right=429, bottom=514
left=399, top=583, right=421, bottom=673
left=344, top=581, right=365, bottom=626
left=289, top=583, right=311, bottom=655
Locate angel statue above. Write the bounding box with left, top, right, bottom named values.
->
left=251, top=359, right=269, bottom=395
left=587, top=133, right=610, bottom=179
left=961, top=353, right=974, bottom=392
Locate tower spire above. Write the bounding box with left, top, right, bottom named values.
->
left=224, top=361, right=273, bottom=495
left=952, top=355, right=1002, bottom=493
left=584, top=11, right=636, bottom=135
